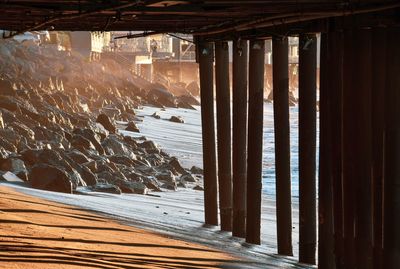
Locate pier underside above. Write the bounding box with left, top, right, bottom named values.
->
left=1, top=1, right=400, bottom=268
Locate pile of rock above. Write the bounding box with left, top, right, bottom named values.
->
left=0, top=39, right=203, bottom=195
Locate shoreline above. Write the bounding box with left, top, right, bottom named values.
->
left=0, top=185, right=244, bottom=269
left=1, top=182, right=311, bottom=269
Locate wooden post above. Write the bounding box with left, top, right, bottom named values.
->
left=298, top=33, right=317, bottom=265
left=318, top=32, right=335, bottom=269
left=329, top=30, right=345, bottom=269
left=198, top=41, right=218, bottom=226
left=272, top=36, right=293, bottom=255
left=215, top=41, right=232, bottom=231
left=341, top=29, right=356, bottom=269
left=353, top=28, right=373, bottom=269
left=383, top=27, right=400, bottom=269
left=371, top=27, right=386, bottom=269
left=232, top=39, right=248, bottom=238
left=246, top=39, right=265, bottom=245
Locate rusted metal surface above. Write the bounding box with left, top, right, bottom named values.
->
left=232, top=39, right=248, bottom=238
left=215, top=41, right=233, bottom=232
left=198, top=41, right=218, bottom=226
left=298, top=33, right=317, bottom=265
left=246, top=39, right=264, bottom=245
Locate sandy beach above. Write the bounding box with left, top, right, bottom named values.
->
left=0, top=186, right=245, bottom=269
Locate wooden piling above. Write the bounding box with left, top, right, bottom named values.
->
left=341, top=29, right=356, bottom=269
left=298, top=33, right=317, bottom=265
left=272, top=36, right=293, bottom=256
left=383, top=27, right=400, bottom=269
left=246, top=39, right=265, bottom=245
left=232, top=39, right=248, bottom=238
left=198, top=41, right=218, bottom=226
left=328, top=30, right=344, bottom=269
left=371, top=27, right=386, bottom=269
left=353, top=28, right=373, bottom=269
left=215, top=41, right=233, bottom=231
left=318, top=32, right=335, bottom=269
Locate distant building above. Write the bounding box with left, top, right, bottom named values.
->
left=69, top=31, right=111, bottom=60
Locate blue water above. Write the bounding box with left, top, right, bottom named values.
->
left=121, top=103, right=318, bottom=199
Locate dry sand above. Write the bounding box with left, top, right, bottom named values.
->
left=0, top=186, right=242, bottom=269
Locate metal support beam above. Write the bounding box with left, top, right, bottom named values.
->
left=232, top=39, right=248, bottom=238
left=198, top=41, right=218, bottom=226
left=246, top=39, right=265, bottom=245
left=298, top=33, right=317, bottom=265
left=215, top=41, right=232, bottom=231
left=383, top=27, right=400, bottom=269
left=272, top=36, right=293, bottom=256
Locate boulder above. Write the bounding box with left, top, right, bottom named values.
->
left=71, top=134, right=95, bottom=151
left=91, top=183, right=121, bottom=194
left=0, top=80, right=15, bottom=96
left=169, top=157, right=186, bottom=174
left=0, top=111, right=4, bottom=129
left=0, top=158, right=28, bottom=181
left=142, top=176, right=162, bottom=191
left=102, top=135, right=136, bottom=159
left=151, top=112, right=161, bottom=119
left=67, top=150, right=91, bottom=164
left=125, top=121, right=140, bottom=133
left=169, top=115, right=184, bottom=123
left=30, top=164, right=73, bottom=193
left=96, top=113, right=116, bottom=134
left=190, top=166, right=203, bottom=174
left=193, top=185, right=204, bottom=191
left=180, top=173, right=197, bottom=183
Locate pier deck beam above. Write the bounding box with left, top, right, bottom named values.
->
left=215, top=41, right=233, bottom=231
left=272, top=36, right=293, bottom=255
left=246, top=39, right=265, bottom=245
left=232, top=39, right=248, bottom=238
left=198, top=41, right=218, bottom=226
left=298, top=33, right=317, bottom=265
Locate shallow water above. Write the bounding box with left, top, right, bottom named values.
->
left=121, top=103, right=319, bottom=199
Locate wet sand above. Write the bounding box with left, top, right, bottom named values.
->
left=0, top=186, right=242, bottom=269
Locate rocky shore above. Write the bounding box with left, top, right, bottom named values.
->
left=0, top=39, right=203, bottom=195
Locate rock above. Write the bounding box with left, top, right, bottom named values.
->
left=115, top=180, right=149, bottom=194
left=193, top=185, right=204, bottom=191
left=177, top=94, right=200, bottom=106
left=190, top=166, right=203, bottom=174
left=178, top=181, right=187, bottom=188
left=142, top=176, right=162, bottom=191
left=108, top=155, right=135, bottom=167
left=169, top=115, right=184, bottom=123
left=180, top=173, right=197, bottom=183
left=67, top=150, right=91, bottom=164
left=71, top=134, right=95, bottom=151
left=125, top=121, right=140, bottom=133
left=0, top=80, right=15, bottom=96
left=161, top=182, right=177, bottom=191
left=83, top=160, right=97, bottom=173
left=0, top=111, right=4, bottom=129
left=102, top=135, right=136, bottom=159
left=139, top=140, right=160, bottom=154
left=96, top=113, right=116, bottom=134
left=0, top=158, right=28, bottom=181
left=147, top=86, right=176, bottom=107
left=0, top=136, right=17, bottom=153
left=169, top=157, right=186, bottom=174
left=186, top=81, right=200, bottom=96
left=74, top=128, right=105, bottom=155
left=0, top=171, right=24, bottom=182
left=91, top=183, right=121, bottom=194
left=151, top=112, right=161, bottom=119
left=156, top=170, right=175, bottom=183
left=30, top=164, right=73, bottom=193
left=79, top=165, right=98, bottom=186
left=177, top=101, right=195, bottom=110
